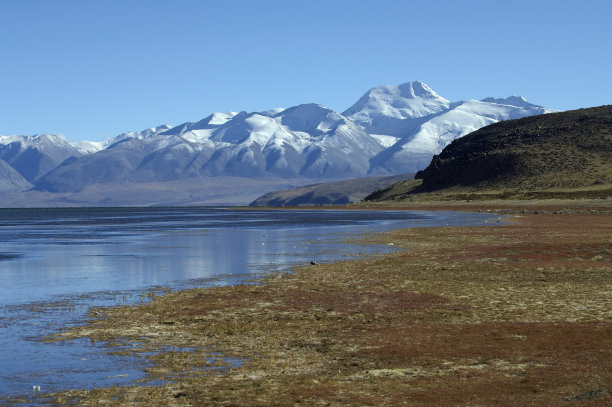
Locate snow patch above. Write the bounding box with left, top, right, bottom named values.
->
left=370, top=134, right=401, bottom=148
left=71, top=140, right=109, bottom=154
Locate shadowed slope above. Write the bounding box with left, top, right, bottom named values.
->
left=250, top=174, right=414, bottom=206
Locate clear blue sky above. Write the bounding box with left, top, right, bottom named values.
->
left=1, top=0, right=611, bottom=141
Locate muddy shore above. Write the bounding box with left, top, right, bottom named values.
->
left=24, top=201, right=612, bottom=405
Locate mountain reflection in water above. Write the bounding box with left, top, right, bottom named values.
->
left=0, top=207, right=496, bottom=399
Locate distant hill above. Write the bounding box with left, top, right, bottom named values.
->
left=365, top=106, right=612, bottom=201
left=250, top=174, right=414, bottom=207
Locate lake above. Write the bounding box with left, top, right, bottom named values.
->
left=0, top=207, right=496, bottom=400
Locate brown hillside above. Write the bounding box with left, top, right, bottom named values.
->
left=366, top=105, right=612, bottom=201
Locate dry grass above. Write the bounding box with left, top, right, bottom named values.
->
left=34, top=207, right=612, bottom=406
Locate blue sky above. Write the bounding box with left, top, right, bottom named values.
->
left=1, top=0, right=611, bottom=141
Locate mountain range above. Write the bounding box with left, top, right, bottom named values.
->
left=0, top=81, right=553, bottom=206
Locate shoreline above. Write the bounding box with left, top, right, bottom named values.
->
left=13, top=203, right=612, bottom=405
left=244, top=197, right=612, bottom=214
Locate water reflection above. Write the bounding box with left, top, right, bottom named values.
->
left=0, top=208, right=496, bottom=399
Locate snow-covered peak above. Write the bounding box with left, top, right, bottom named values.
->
left=480, top=96, right=554, bottom=112
left=482, top=95, right=529, bottom=105
left=274, top=103, right=344, bottom=135
left=70, top=140, right=109, bottom=154
left=1, top=133, right=150, bottom=155
left=34, top=133, right=68, bottom=145
left=276, top=103, right=339, bottom=118
left=259, top=107, right=285, bottom=117
left=0, top=133, right=48, bottom=145
left=208, top=112, right=238, bottom=126
left=0, top=133, right=77, bottom=150
left=163, top=113, right=238, bottom=136
left=209, top=112, right=292, bottom=145
left=0, top=134, right=25, bottom=145
left=114, top=125, right=172, bottom=142
left=397, top=81, right=443, bottom=100
left=343, top=81, right=451, bottom=127
left=452, top=99, right=552, bottom=121
left=0, top=133, right=87, bottom=183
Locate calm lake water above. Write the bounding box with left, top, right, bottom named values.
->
left=0, top=207, right=496, bottom=400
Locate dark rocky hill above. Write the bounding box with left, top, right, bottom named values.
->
left=250, top=174, right=414, bottom=207
left=365, top=106, right=612, bottom=201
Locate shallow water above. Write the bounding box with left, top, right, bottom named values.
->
left=0, top=207, right=495, bottom=400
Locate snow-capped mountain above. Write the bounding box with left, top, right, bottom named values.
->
left=35, top=104, right=384, bottom=193
left=71, top=140, right=110, bottom=155
left=344, top=81, right=553, bottom=173
left=0, top=134, right=84, bottom=182
left=343, top=81, right=451, bottom=137
left=1, top=81, right=554, bottom=205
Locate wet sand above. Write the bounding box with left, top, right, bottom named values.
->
left=30, top=201, right=612, bottom=405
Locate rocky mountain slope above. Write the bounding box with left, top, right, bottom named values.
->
left=365, top=106, right=612, bottom=201
left=0, top=159, right=32, bottom=192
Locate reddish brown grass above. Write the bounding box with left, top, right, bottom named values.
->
left=41, top=209, right=611, bottom=406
